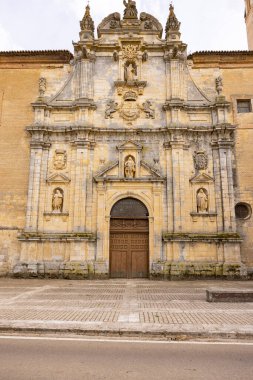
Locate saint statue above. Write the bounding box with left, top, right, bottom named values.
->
left=125, top=63, right=136, bottom=82
left=125, top=156, right=136, bottom=178
left=197, top=189, right=208, bottom=213
left=52, top=189, right=63, bottom=213
left=123, top=0, right=138, bottom=19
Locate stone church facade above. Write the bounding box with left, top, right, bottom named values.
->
left=0, top=1, right=253, bottom=279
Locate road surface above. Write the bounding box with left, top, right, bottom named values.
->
left=0, top=336, right=252, bottom=379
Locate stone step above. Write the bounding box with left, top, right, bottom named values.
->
left=207, top=288, right=253, bottom=303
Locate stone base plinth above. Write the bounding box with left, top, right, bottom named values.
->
left=12, top=260, right=108, bottom=279
left=150, top=261, right=246, bottom=280
left=10, top=260, right=248, bottom=280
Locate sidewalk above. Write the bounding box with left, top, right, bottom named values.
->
left=0, top=278, right=252, bottom=340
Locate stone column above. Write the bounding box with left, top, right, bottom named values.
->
left=164, top=142, right=173, bottom=232
left=38, top=144, right=51, bottom=231
left=212, top=144, right=224, bottom=232
left=165, top=58, right=185, bottom=100
left=73, top=141, right=89, bottom=232
left=85, top=142, right=95, bottom=232
left=170, top=141, right=185, bottom=232
left=25, top=142, right=50, bottom=232
left=153, top=183, right=163, bottom=261
left=218, top=142, right=236, bottom=232
left=96, top=182, right=106, bottom=261
left=77, top=59, right=95, bottom=100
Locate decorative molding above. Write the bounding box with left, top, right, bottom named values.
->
left=163, top=233, right=242, bottom=243
left=43, top=212, right=69, bottom=222
left=114, top=80, right=147, bottom=96
left=18, top=232, right=96, bottom=242
left=190, top=212, right=217, bottom=222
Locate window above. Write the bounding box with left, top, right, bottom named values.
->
left=237, top=100, right=252, bottom=113
left=235, top=203, right=252, bottom=220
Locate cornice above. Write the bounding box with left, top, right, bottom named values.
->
left=0, top=50, right=73, bottom=64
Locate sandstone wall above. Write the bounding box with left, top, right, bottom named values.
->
left=0, top=52, right=72, bottom=271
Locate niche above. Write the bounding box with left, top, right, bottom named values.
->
left=52, top=188, right=64, bottom=213
left=196, top=188, right=209, bottom=213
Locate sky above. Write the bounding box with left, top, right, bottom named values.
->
left=0, top=0, right=248, bottom=53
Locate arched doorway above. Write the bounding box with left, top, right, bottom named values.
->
left=110, top=197, right=149, bottom=279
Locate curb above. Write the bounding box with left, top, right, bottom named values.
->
left=0, top=327, right=253, bottom=341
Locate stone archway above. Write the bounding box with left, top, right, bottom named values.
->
left=110, top=197, right=149, bottom=278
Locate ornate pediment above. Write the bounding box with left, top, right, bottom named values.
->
left=190, top=172, right=214, bottom=183
left=140, top=161, right=163, bottom=178
left=46, top=173, right=71, bottom=184
left=117, top=140, right=142, bottom=151
left=94, top=161, right=119, bottom=181
left=94, top=158, right=164, bottom=182
left=97, top=8, right=162, bottom=38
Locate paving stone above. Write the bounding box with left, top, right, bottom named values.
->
left=0, top=279, right=252, bottom=336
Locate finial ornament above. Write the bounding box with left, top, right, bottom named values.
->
left=166, top=3, right=181, bottom=37
left=80, top=3, right=95, bottom=37
left=123, top=0, right=138, bottom=20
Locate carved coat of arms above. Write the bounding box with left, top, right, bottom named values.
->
left=193, top=151, right=208, bottom=171
left=119, top=101, right=140, bottom=121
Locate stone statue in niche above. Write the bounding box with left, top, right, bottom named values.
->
left=216, top=76, right=223, bottom=96
left=142, top=50, right=148, bottom=62
left=123, top=0, right=138, bottom=19
left=105, top=100, right=119, bottom=119
left=124, top=62, right=137, bottom=82
left=193, top=151, right=208, bottom=171
left=53, top=150, right=67, bottom=170
left=197, top=189, right=209, bottom=213
left=142, top=100, right=155, bottom=119
left=124, top=156, right=136, bottom=178
left=113, top=50, right=119, bottom=62
left=52, top=188, right=64, bottom=213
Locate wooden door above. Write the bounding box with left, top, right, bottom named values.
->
left=110, top=198, right=149, bottom=279
left=110, top=219, right=149, bottom=278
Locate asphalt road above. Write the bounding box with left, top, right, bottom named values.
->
left=0, top=336, right=252, bottom=380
